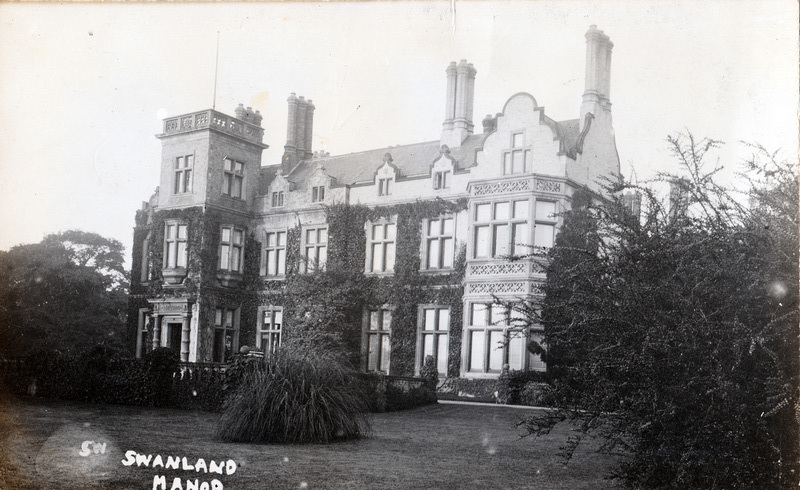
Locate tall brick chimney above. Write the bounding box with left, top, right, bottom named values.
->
left=282, top=93, right=315, bottom=172
left=441, top=60, right=477, bottom=148
left=580, top=25, right=613, bottom=130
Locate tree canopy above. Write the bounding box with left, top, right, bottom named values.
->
left=0, top=230, right=129, bottom=357
left=525, top=135, right=799, bottom=488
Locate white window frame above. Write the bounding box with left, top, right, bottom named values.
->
left=433, top=170, right=451, bottom=190
left=311, top=185, right=326, bottom=203
left=502, top=131, right=532, bottom=175
left=262, top=230, right=287, bottom=277
left=417, top=305, right=450, bottom=376
left=302, top=225, right=328, bottom=273
left=466, top=302, right=540, bottom=374
left=212, top=307, right=239, bottom=363
left=223, top=158, right=245, bottom=198
left=271, top=191, right=285, bottom=208
left=472, top=199, right=531, bottom=259
left=364, top=307, right=392, bottom=373
left=365, top=220, right=396, bottom=274
left=174, top=154, right=194, bottom=194
left=422, top=216, right=455, bottom=271
left=378, top=178, right=393, bottom=196
left=258, top=306, right=283, bottom=355
left=140, top=233, right=151, bottom=283
left=163, top=222, right=188, bottom=269
left=219, top=226, right=245, bottom=273
left=533, top=200, right=558, bottom=250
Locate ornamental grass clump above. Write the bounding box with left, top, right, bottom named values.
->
left=216, top=350, right=370, bottom=443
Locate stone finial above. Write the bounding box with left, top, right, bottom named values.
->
left=383, top=153, right=393, bottom=164
left=440, top=144, right=450, bottom=155
left=253, top=110, right=263, bottom=126
left=482, top=114, right=496, bottom=133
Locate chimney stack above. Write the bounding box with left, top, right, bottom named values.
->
left=441, top=60, right=477, bottom=148
left=282, top=93, right=315, bottom=172
left=580, top=25, right=613, bottom=130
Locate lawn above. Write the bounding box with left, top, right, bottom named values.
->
left=0, top=396, right=620, bottom=489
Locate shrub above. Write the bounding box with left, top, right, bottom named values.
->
left=145, top=347, right=179, bottom=407
left=505, top=370, right=550, bottom=406
left=216, top=349, right=370, bottom=443
left=419, top=355, right=439, bottom=390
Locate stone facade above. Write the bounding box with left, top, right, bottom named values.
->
left=129, top=26, right=621, bottom=378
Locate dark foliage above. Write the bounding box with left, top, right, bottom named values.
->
left=0, top=230, right=128, bottom=357
left=524, top=135, right=799, bottom=488
left=216, top=349, right=371, bottom=443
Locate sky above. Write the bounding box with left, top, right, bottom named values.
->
left=0, top=1, right=796, bottom=267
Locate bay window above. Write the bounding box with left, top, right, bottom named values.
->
left=473, top=200, right=531, bottom=259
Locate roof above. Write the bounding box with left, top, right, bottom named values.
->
left=259, top=118, right=582, bottom=190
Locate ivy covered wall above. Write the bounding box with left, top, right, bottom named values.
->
left=130, top=198, right=468, bottom=375
left=270, top=199, right=468, bottom=376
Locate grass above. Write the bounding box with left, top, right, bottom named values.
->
left=0, top=395, right=620, bottom=489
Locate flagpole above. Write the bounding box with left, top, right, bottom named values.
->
left=212, top=31, right=220, bottom=110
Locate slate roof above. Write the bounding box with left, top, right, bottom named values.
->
left=259, top=118, right=583, bottom=191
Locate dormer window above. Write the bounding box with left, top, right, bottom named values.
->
left=375, top=153, right=396, bottom=197
left=271, top=191, right=285, bottom=207
left=174, top=155, right=193, bottom=194
left=433, top=171, right=450, bottom=190
left=502, top=132, right=531, bottom=175
left=223, top=158, right=244, bottom=198
left=311, top=185, right=325, bottom=203
left=378, top=178, right=393, bottom=196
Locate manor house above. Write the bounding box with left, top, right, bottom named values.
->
left=128, top=26, right=620, bottom=379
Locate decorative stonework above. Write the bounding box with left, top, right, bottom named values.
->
left=469, top=263, right=526, bottom=275
left=534, top=179, right=562, bottom=193
left=530, top=261, right=547, bottom=274
left=152, top=301, right=190, bottom=315
left=468, top=282, right=526, bottom=294
left=530, top=283, right=546, bottom=296
left=160, top=110, right=264, bottom=145
left=472, top=179, right=531, bottom=196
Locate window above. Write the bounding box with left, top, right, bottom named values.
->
left=135, top=309, right=150, bottom=358
left=502, top=132, right=532, bottom=175
left=174, top=155, right=194, bottom=194
left=163, top=223, right=188, bottom=268
left=466, top=303, right=530, bottom=374
left=223, top=158, right=244, bottom=198
left=303, top=226, right=328, bottom=272
left=378, top=178, right=392, bottom=196
left=258, top=307, right=283, bottom=355
left=140, top=234, right=151, bottom=282
left=366, top=222, right=396, bottom=273
left=418, top=306, right=449, bottom=375
left=311, top=185, right=325, bottom=203
left=271, top=191, right=284, bottom=208
left=533, top=201, right=557, bottom=249
left=433, top=170, right=450, bottom=190
left=213, top=307, right=238, bottom=363
left=263, top=231, right=287, bottom=277
left=424, top=217, right=455, bottom=270
left=472, top=200, right=530, bottom=259
left=219, top=226, right=244, bottom=272
left=365, top=308, right=391, bottom=373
